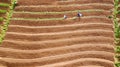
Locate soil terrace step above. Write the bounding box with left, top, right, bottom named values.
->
left=0, top=58, right=113, bottom=67
left=12, top=11, right=111, bottom=19
left=7, top=23, right=113, bottom=33
left=5, top=30, right=114, bottom=41
left=10, top=17, right=113, bottom=26
left=17, top=0, right=114, bottom=5
left=0, top=0, right=115, bottom=67
left=15, top=4, right=113, bottom=12
left=1, top=36, right=114, bottom=50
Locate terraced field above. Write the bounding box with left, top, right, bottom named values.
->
left=0, top=0, right=115, bottom=67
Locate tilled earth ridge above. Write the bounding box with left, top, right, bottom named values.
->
left=0, top=0, right=115, bottom=67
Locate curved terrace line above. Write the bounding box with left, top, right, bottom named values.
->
left=6, top=29, right=113, bottom=36
left=3, top=36, right=114, bottom=44
left=37, top=58, right=113, bottom=67
left=9, top=23, right=112, bottom=28
left=0, top=50, right=114, bottom=61
left=0, top=44, right=114, bottom=53
left=13, top=9, right=107, bottom=14
left=17, top=3, right=113, bottom=7
left=0, top=57, right=113, bottom=65
left=11, top=16, right=109, bottom=21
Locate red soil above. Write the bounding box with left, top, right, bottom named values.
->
left=57, top=0, right=114, bottom=5
left=18, top=0, right=114, bottom=5
left=10, top=18, right=113, bottom=26
left=0, top=0, right=114, bottom=67
left=15, top=5, right=113, bottom=12
left=0, top=0, right=11, bottom=3
left=13, top=11, right=111, bottom=19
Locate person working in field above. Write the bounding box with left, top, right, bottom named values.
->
left=77, top=12, right=82, bottom=19
left=64, top=14, right=67, bottom=19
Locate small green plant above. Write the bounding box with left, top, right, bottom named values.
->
left=0, top=3, right=9, bottom=7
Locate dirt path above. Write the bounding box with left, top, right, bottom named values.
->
left=0, top=0, right=114, bottom=67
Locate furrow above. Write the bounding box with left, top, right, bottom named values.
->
left=0, top=44, right=114, bottom=59
left=15, top=4, right=113, bottom=12
left=10, top=18, right=113, bottom=26
left=7, top=23, right=113, bottom=33
left=5, top=30, right=114, bottom=41
left=17, top=0, right=114, bottom=5
left=12, top=11, right=111, bottom=19
left=1, top=36, right=114, bottom=50
left=0, top=58, right=114, bottom=67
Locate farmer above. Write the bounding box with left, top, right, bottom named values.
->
left=64, top=15, right=67, bottom=19
left=77, top=12, right=82, bottom=19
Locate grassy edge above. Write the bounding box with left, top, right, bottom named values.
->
left=0, top=9, right=7, bottom=14
left=114, top=0, right=120, bottom=67
left=0, top=3, right=9, bottom=7
left=0, top=0, right=16, bottom=44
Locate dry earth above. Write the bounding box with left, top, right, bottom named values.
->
left=0, top=0, right=115, bottom=67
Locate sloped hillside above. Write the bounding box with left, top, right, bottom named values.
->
left=0, top=0, right=115, bottom=67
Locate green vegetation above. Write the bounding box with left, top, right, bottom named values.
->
left=116, top=46, right=120, bottom=53
left=0, top=0, right=16, bottom=43
left=115, top=63, right=120, bottom=67
left=114, top=0, right=120, bottom=67
left=0, top=9, right=7, bottom=14
left=0, top=17, right=4, bottom=22
left=0, top=3, right=9, bottom=7
left=114, top=0, right=120, bottom=43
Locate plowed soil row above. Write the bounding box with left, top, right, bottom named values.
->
left=5, top=30, right=113, bottom=41
left=57, top=0, right=114, bottom=5
left=10, top=18, right=113, bottom=26
left=1, top=36, right=114, bottom=50
left=7, top=23, right=112, bottom=33
left=0, top=48, right=114, bottom=60
left=0, top=0, right=114, bottom=67
left=15, top=5, right=113, bottom=12
left=17, top=0, right=114, bottom=5
left=0, top=0, right=11, bottom=3
left=13, top=11, right=111, bottom=19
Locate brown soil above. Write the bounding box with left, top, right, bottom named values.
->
left=0, top=0, right=11, bottom=3
left=10, top=18, right=113, bottom=26
left=5, top=30, right=113, bottom=41
left=1, top=37, right=114, bottom=50
left=17, top=0, right=114, bottom=5
left=0, top=7, right=8, bottom=10
left=7, top=23, right=113, bottom=33
left=13, top=11, right=111, bottom=19
left=0, top=0, right=114, bottom=67
left=15, top=5, right=113, bottom=12
left=57, top=0, right=114, bottom=5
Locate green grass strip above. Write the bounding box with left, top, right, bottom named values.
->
left=0, top=0, right=16, bottom=43
left=12, top=17, right=67, bottom=21
left=0, top=17, right=4, bottom=22
left=0, top=3, right=9, bottom=7
left=0, top=9, right=7, bottom=13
